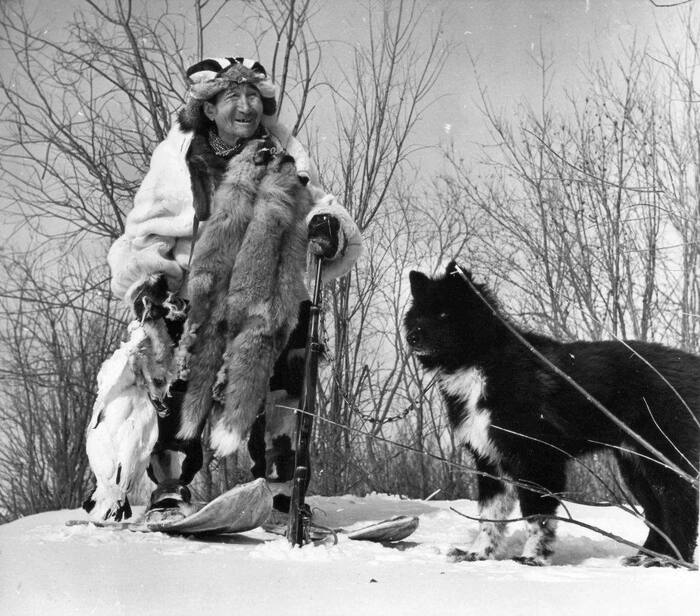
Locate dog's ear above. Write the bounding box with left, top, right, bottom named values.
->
left=408, top=270, right=429, bottom=299
left=446, top=260, right=458, bottom=274
left=446, top=260, right=471, bottom=280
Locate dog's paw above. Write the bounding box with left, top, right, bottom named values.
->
left=622, top=554, right=678, bottom=568
left=512, top=555, right=548, bottom=567
left=621, top=554, right=645, bottom=567
left=447, top=547, right=489, bottom=563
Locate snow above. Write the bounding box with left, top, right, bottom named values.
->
left=1, top=494, right=697, bottom=615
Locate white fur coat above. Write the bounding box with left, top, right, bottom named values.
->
left=108, top=124, right=362, bottom=303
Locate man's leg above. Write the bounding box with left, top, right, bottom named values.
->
left=145, top=311, right=204, bottom=511
left=249, top=300, right=311, bottom=513
left=147, top=380, right=204, bottom=509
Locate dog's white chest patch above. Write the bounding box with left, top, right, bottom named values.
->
left=440, top=368, right=499, bottom=462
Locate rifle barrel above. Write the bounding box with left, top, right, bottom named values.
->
left=287, top=256, right=324, bottom=546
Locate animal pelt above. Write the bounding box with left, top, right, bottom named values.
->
left=405, top=261, right=700, bottom=567
left=84, top=319, right=175, bottom=521
left=177, top=144, right=312, bottom=457
left=175, top=139, right=265, bottom=393
left=107, top=124, right=363, bottom=300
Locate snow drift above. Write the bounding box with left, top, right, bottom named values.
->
left=1, top=494, right=697, bottom=615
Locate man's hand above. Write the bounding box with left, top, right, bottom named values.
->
left=131, top=273, right=170, bottom=320
left=307, top=213, right=341, bottom=259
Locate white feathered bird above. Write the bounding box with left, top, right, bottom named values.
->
left=84, top=319, right=175, bottom=521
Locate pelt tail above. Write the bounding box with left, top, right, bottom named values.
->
left=177, top=310, right=227, bottom=441
left=209, top=318, right=277, bottom=457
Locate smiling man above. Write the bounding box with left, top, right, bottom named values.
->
left=102, top=56, right=362, bottom=522
left=204, top=83, right=264, bottom=142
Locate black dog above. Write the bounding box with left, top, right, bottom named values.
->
left=404, top=261, right=699, bottom=566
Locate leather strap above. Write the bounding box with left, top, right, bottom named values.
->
left=187, top=215, right=199, bottom=269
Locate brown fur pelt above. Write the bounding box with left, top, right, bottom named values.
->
left=177, top=146, right=312, bottom=457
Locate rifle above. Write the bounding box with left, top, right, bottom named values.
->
left=287, top=255, right=324, bottom=546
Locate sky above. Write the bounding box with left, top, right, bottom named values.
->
left=306, top=0, right=689, bottom=165
left=9, top=0, right=691, bottom=166
left=0, top=0, right=692, bottom=254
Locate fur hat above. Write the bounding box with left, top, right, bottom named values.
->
left=179, top=57, right=278, bottom=132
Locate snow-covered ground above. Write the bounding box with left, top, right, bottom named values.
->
left=1, top=494, right=697, bottom=615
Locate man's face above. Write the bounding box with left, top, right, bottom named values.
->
left=204, top=83, right=264, bottom=143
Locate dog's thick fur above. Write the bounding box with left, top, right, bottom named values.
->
left=405, top=261, right=699, bottom=566
left=176, top=141, right=311, bottom=456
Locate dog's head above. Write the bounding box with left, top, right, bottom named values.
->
left=404, top=261, right=501, bottom=368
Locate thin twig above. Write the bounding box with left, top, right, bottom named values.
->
left=449, top=507, right=696, bottom=570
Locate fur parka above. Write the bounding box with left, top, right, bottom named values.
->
left=108, top=124, right=362, bottom=303
left=107, top=119, right=361, bottom=457
left=175, top=141, right=313, bottom=456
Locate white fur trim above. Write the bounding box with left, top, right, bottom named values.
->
left=108, top=234, right=186, bottom=300
left=109, top=124, right=362, bottom=301
left=262, top=117, right=315, bottom=181
left=108, top=126, right=195, bottom=300
left=127, top=129, right=195, bottom=236
left=209, top=421, right=243, bottom=457
left=306, top=194, right=363, bottom=281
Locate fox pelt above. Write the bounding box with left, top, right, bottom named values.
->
left=84, top=319, right=175, bottom=521
left=176, top=141, right=312, bottom=457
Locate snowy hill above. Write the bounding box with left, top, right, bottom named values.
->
left=1, top=494, right=697, bottom=615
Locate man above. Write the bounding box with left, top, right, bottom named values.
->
left=107, top=57, right=361, bottom=517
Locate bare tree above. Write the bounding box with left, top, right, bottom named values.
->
left=441, top=14, right=700, bottom=551
left=0, top=1, right=195, bottom=245
left=446, top=37, right=697, bottom=351
left=0, top=0, right=223, bottom=517
left=0, top=255, right=122, bottom=521
left=303, top=0, right=453, bottom=496
left=650, top=11, right=700, bottom=351
left=0, top=0, right=325, bottom=514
